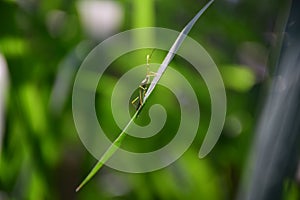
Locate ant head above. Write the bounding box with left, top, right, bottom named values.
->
left=146, top=49, right=155, bottom=65
left=146, top=54, right=150, bottom=61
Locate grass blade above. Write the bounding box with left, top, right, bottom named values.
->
left=76, top=0, right=214, bottom=192
left=144, top=0, right=214, bottom=103
left=76, top=112, right=138, bottom=192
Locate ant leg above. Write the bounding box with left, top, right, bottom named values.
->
left=147, top=71, right=157, bottom=76
left=132, top=86, right=147, bottom=109
left=131, top=96, right=139, bottom=105
left=139, top=89, right=143, bottom=106
left=139, top=85, right=147, bottom=90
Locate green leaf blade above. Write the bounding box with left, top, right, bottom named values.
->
left=76, top=0, right=214, bottom=191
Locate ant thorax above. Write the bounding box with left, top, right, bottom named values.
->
left=141, top=76, right=150, bottom=87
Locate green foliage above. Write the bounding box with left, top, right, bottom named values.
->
left=220, top=65, right=256, bottom=92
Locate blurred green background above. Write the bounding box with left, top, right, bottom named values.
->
left=0, top=0, right=298, bottom=199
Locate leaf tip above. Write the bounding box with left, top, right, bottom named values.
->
left=75, top=184, right=82, bottom=192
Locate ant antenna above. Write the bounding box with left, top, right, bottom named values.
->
left=146, top=49, right=156, bottom=73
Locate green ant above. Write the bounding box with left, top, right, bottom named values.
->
left=131, top=49, right=156, bottom=113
